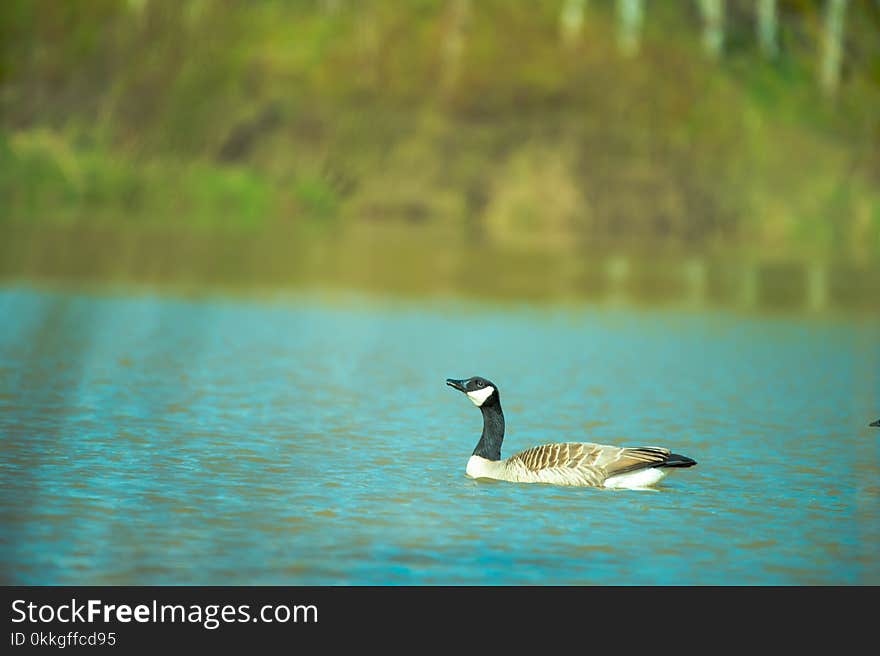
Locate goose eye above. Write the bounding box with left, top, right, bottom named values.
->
left=475, top=380, right=484, bottom=388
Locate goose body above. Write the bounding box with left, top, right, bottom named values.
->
left=447, top=376, right=697, bottom=490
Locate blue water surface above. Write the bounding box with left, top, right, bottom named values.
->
left=1, top=285, right=878, bottom=584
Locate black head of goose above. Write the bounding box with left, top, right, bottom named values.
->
left=446, top=375, right=697, bottom=489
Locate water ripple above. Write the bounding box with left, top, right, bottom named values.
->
left=1, top=286, right=878, bottom=584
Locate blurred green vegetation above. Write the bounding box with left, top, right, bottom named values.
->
left=1, top=0, right=878, bottom=287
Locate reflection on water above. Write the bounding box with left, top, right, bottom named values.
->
left=1, top=284, right=878, bottom=585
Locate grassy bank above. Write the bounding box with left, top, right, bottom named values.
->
left=1, top=1, right=878, bottom=284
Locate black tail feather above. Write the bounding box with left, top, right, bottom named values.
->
left=662, top=453, right=697, bottom=468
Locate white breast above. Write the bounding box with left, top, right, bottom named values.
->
left=466, top=455, right=502, bottom=479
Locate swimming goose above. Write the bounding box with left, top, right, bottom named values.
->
left=446, top=376, right=697, bottom=489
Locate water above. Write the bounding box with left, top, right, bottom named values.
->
left=1, top=285, right=878, bottom=585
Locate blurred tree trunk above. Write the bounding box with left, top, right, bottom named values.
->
left=560, top=0, right=587, bottom=48
left=697, top=0, right=724, bottom=58
left=820, top=0, right=847, bottom=95
left=756, top=0, right=777, bottom=59
left=356, top=1, right=380, bottom=92
left=442, top=0, right=470, bottom=93
left=617, top=0, right=643, bottom=57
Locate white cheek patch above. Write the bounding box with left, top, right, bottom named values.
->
left=466, top=386, right=495, bottom=407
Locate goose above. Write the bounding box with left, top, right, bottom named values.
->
left=871, top=419, right=880, bottom=427
left=446, top=376, right=697, bottom=489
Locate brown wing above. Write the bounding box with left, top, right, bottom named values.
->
left=508, top=442, right=602, bottom=472
left=509, top=442, right=671, bottom=477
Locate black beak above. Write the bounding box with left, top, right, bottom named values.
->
left=446, top=378, right=467, bottom=393
left=871, top=419, right=880, bottom=427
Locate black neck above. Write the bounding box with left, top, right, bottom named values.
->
left=473, top=401, right=505, bottom=461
